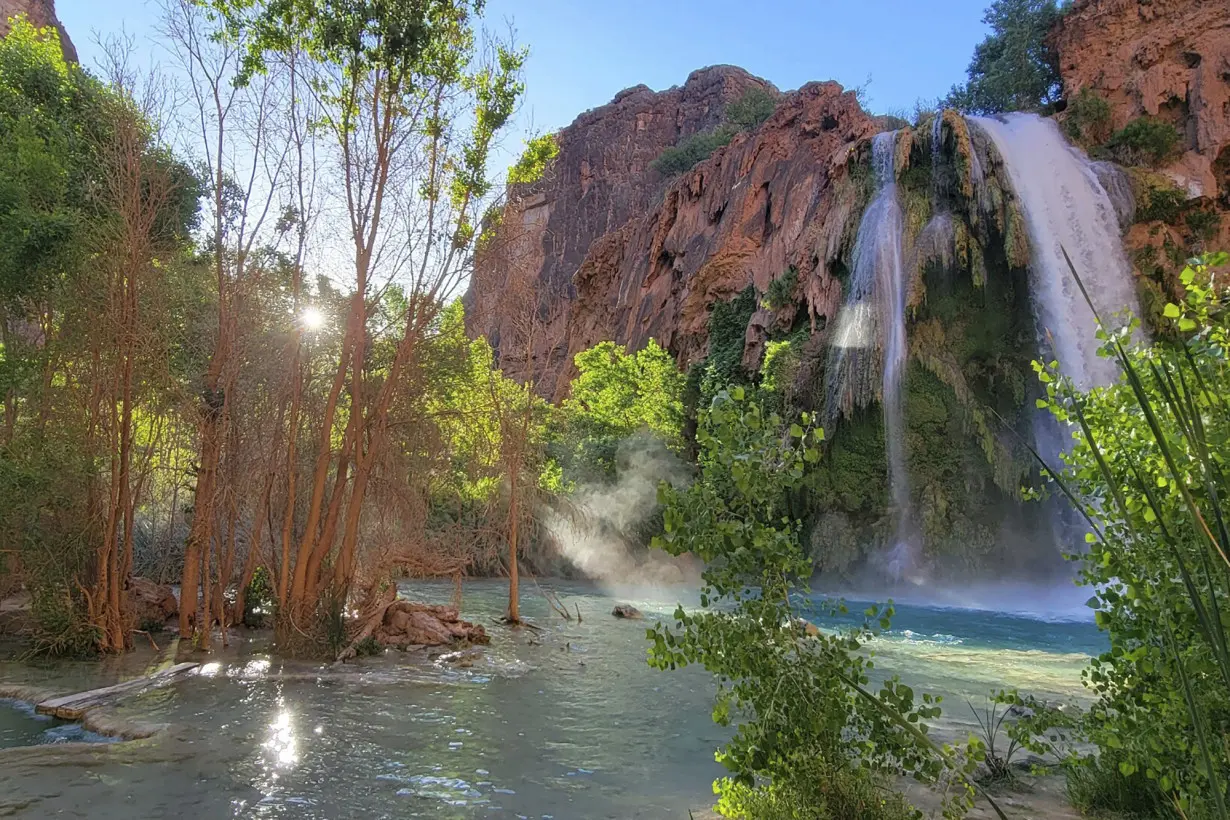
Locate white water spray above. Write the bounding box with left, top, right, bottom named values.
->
left=970, top=113, right=1140, bottom=391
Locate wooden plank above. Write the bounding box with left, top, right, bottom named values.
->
left=36, top=662, right=198, bottom=720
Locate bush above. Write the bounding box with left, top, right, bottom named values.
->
left=1036, top=251, right=1230, bottom=817
left=242, top=566, right=275, bottom=628
left=1108, top=116, right=1181, bottom=167
left=1185, top=208, right=1221, bottom=242
left=1065, top=755, right=1180, bottom=820
left=650, top=389, right=994, bottom=820
left=762, top=266, right=798, bottom=310
left=649, top=124, right=737, bottom=176
left=726, top=87, right=778, bottom=131
left=715, top=755, right=918, bottom=820
left=1135, top=182, right=1186, bottom=224
left=1063, top=88, right=1112, bottom=148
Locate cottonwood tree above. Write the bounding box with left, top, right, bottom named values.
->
left=163, top=0, right=291, bottom=646
left=212, top=0, right=525, bottom=650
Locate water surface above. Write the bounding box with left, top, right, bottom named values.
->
left=0, top=580, right=1101, bottom=819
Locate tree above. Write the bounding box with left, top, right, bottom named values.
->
left=944, top=0, right=1063, bottom=114
left=649, top=387, right=997, bottom=819
left=555, top=339, right=685, bottom=483
left=212, top=0, right=524, bottom=651
left=0, top=19, right=200, bottom=653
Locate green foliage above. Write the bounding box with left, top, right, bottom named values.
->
left=507, top=133, right=559, bottom=186
left=650, top=124, right=737, bottom=177
left=353, top=635, right=383, bottom=657
left=700, top=286, right=757, bottom=403
left=762, top=266, right=798, bottom=311
left=1185, top=208, right=1221, bottom=243
left=1065, top=754, right=1181, bottom=819
left=944, top=0, right=1063, bottom=114
left=243, top=566, right=275, bottom=628
left=714, top=754, right=919, bottom=820
left=554, top=339, right=685, bottom=483
left=1108, top=116, right=1182, bottom=168
left=1035, top=251, right=1230, bottom=818
left=1063, top=88, right=1113, bottom=148
left=725, top=87, right=778, bottom=131
left=1135, top=182, right=1186, bottom=224
left=649, top=388, right=993, bottom=820
left=0, top=18, right=102, bottom=301
left=649, top=87, right=778, bottom=177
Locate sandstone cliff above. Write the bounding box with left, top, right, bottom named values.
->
left=465, top=65, right=782, bottom=398
left=0, top=0, right=76, bottom=61
left=1054, top=0, right=1229, bottom=200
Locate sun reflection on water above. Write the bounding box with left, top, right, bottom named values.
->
left=262, top=704, right=298, bottom=770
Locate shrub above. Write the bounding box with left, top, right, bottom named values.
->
left=649, top=124, right=737, bottom=176
left=1035, top=251, right=1230, bottom=817
left=1108, top=116, right=1181, bottom=167
left=1063, top=88, right=1112, bottom=147
left=1135, top=182, right=1185, bottom=224
left=1065, top=755, right=1180, bottom=820
left=715, top=755, right=918, bottom=820
left=762, top=265, right=798, bottom=310
left=242, top=566, right=275, bottom=628
left=726, top=87, right=777, bottom=131
left=1185, top=208, right=1221, bottom=242
left=650, top=389, right=997, bottom=820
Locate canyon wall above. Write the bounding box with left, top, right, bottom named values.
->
left=1054, top=0, right=1229, bottom=200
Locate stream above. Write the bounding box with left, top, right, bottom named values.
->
left=0, top=579, right=1102, bottom=819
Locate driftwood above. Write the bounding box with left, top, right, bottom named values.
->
left=35, top=662, right=199, bottom=720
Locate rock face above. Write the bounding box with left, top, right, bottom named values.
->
left=0, top=0, right=77, bottom=61
left=466, top=65, right=782, bottom=398
left=374, top=601, right=488, bottom=650
left=1053, top=0, right=1230, bottom=199
left=127, top=578, right=178, bottom=628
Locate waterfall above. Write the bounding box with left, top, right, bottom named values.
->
left=826, top=131, right=915, bottom=578
left=969, top=113, right=1140, bottom=391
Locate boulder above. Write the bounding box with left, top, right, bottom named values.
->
left=612, top=604, right=643, bottom=620
left=128, top=577, right=177, bottom=629
left=374, top=600, right=488, bottom=649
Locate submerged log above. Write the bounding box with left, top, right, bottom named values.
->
left=35, top=662, right=199, bottom=720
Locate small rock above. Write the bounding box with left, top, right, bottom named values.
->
left=612, top=604, right=643, bottom=620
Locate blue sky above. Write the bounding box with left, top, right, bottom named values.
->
left=58, top=0, right=991, bottom=160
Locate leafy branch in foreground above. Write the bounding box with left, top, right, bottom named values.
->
left=1029, top=249, right=1230, bottom=818
left=648, top=387, right=1003, bottom=819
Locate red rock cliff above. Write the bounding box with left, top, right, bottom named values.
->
left=1053, top=0, right=1230, bottom=199
left=0, top=0, right=77, bottom=61
left=467, top=68, right=874, bottom=398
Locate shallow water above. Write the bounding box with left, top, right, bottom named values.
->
left=0, top=580, right=1103, bottom=819
left=0, top=698, right=116, bottom=748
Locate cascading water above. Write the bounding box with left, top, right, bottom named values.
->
left=970, top=113, right=1140, bottom=391
left=826, top=131, right=915, bottom=579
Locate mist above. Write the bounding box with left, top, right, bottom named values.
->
left=542, top=434, right=700, bottom=588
